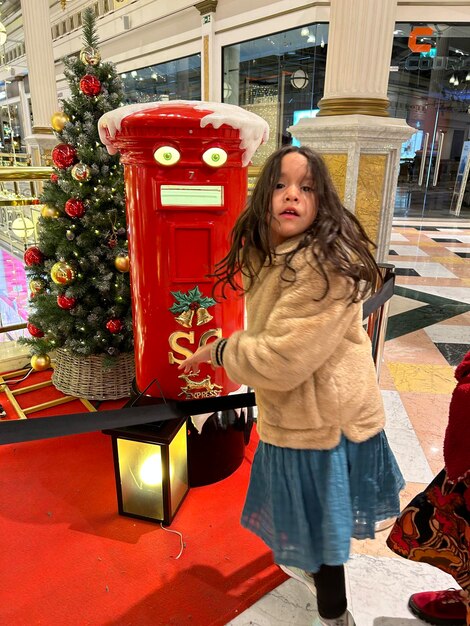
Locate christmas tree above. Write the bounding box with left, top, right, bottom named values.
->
left=20, top=8, right=133, bottom=372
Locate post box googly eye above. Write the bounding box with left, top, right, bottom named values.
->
left=154, top=146, right=181, bottom=166
left=202, top=147, right=228, bottom=168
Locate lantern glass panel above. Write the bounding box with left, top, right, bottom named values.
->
left=169, top=422, right=189, bottom=516
left=117, top=439, right=164, bottom=520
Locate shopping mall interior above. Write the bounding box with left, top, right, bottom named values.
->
left=0, top=1, right=469, bottom=625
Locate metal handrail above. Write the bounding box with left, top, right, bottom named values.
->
left=366, top=264, right=395, bottom=380
left=0, top=323, right=27, bottom=334
left=0, top=167, right=53, bottom=181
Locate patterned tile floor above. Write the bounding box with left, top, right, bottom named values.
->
left=228, top=217, right=470, bottom=626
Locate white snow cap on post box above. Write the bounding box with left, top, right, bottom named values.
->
left=98, top=100, right=270, bottom=166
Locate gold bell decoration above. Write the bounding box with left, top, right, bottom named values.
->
left=41, top=205, right=59, bottom=219
left=196, top=307, right=213, bottom=326
left=31, top=354, right=51, bottom=371
left=175, top=309, right=194, bottom=328
left=51, top=111, right=70, bottom=132
left=51, top=260, right=76, bottom=285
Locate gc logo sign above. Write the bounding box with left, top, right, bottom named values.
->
left=408, top=26, right=434, bottom=53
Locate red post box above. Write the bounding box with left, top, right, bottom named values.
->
left=99, top=101, right=268, bottom=400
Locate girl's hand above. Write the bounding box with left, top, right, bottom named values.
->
left=177, top=343, right=213, bottom=374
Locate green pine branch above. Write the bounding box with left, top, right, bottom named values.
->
left=81, top=7, right=99, bottom=50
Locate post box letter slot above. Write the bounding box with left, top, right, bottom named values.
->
left=160, top=185, right=224, bottom=207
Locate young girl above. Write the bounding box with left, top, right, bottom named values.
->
left=178, top=145, right=404, bottom=626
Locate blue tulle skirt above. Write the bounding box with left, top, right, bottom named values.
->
left=241, top=431, right=405, bottom=573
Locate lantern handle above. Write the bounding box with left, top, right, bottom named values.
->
left=128, top=377, right=168, bottom=408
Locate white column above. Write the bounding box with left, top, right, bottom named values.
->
left=289, top=0, right=414, bottom=261
left=17, top=78, right=32, bottom=140
left=20, top=0, right=58, bottom=164
left=319, top=0, right=398, bottom=117
left=195, top=0, right=218, bottom=102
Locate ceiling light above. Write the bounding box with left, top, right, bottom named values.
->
left=290, top=69, right=309, bottom=89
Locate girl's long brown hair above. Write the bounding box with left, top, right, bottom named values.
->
left=212, top=145, right=381, bottom=302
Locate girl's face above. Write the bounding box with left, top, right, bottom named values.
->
left=270, top=152, right=318, bottom=247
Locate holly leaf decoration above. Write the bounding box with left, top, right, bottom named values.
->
left=187, top=286, right=202, bottom=301
left=169, top=289, right=195, bottom=314
left=169, top=286, right=216, bottom=314
left=200, top=295, right=216, bottom=308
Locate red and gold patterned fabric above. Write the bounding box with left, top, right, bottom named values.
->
left=387, top=469, right=470, bottom=592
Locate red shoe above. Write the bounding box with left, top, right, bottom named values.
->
left=408, top=589, right=467, bottom=625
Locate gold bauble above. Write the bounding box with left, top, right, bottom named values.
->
left=41, top=205, right=59, bottom=219
left=114, top=254, right=129, bottom=273
left=80, top=46, right=101, bottom=66
left=51, top=111, right=70, bottom=132
left=71, top=162, right=91, bottom=181
left=31, top=354, right=51, bottom=371
left=51, top=261, right=75, bottom=285
left=29, top=279, right=45, bottom=294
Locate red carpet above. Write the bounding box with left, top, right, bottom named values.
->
left=0, top=371, right=286, bottom=625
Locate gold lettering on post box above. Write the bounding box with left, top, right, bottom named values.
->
left=168, top=331, right=195, bottom=365
left=168, top=328, right=222, bottom=365
left=199, top=328, right=222, bottom=346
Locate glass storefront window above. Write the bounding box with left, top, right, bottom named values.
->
left=120, top=54, right=201, bottom=104
left=0, top=103, right=22, bottom=154
left=389, top=24, right=470, bottom=218
left=223, top=24, right=328, bottom=165
left=0, top=78, right=30, bottom=154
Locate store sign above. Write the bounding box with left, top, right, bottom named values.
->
left=405, top=26, right=470, bottom=70
left=408, top=26, right=434, bottom=53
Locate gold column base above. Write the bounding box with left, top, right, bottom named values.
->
left=32, top=125, right=54, bottom=134
left=318, top=97, right=389, bottom=117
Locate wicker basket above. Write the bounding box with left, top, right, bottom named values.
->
left=52, top=348, right=135, bottom=400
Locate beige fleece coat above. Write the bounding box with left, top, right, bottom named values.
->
left=213, top=235, right=385, bottom=449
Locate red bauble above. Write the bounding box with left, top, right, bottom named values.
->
left=50, top=173, right=59, bottom=183
left=24, top=246, right=44, bottom=266
left=106, top=318, right=123, bottom=334
left=27, top=323, right=44, bottom=338
left=65, top=198, right=86, bottom=218
left=57, top=294, right=77, bottom=310
left=52, top=143, right=77, bottom=170
left=79, top=74, right=101, bottom=96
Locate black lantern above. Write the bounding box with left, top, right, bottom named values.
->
left=104, top=417, right=189, bottom=525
